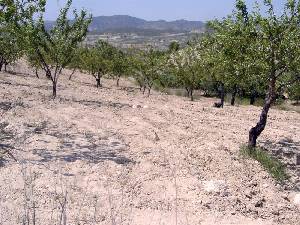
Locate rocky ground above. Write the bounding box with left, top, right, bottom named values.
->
left=0, top=63, right=300, bottom=225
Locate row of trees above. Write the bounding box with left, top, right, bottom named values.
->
left=68, top=40, right=130, bottom=88
left=210, top=0, right=300, bottom=148
left=1, top=0, right=92, bottom=98
left=71, top=0, right=300, bottom=149
left=1, top=0, right=299, bottom=149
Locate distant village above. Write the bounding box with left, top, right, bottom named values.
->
left=85, top=30, right=203, bottom=50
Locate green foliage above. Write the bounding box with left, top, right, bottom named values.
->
left=168, top=38, right=210, bottom=101
left=0, top=0, right=45, bottom=70
left=168, top=41, right=180, bottom=53
left=79, top=40, right=117, bottom=87
left=111, top=48, right=130, bottom=86
left=26, top=0, right=92, bottom=97
left=287, top=81, right=300, bottom=103
left=205, top=0, right=300, bottom=147
left=240, top=146, right=288, bottom=182
left=128, top=46, right=165, bottom=96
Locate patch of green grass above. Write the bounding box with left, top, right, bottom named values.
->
left=240, top=145, right=288, bottom=182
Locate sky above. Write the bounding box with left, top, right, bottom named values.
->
left=45, top=0, right=284, bottom=21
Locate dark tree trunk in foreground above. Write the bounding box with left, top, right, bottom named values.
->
left=0, top=63, right=2, bottom=72
left=248, top=77, right=276, bottom=148
left=116, top=77, right=120, bottom=87
left=231, top=85, right=238, bottom=106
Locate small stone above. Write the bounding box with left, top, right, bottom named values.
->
left=262, top=183, right=269, bottom=188
left=282, top=194, right=290, bottom=202
left=203, top=202, right=211, bottom=209
left=249, top=181, right=258, bottom=187
left=255, top=198, right=266, bottom=208
left=293, top=193, right=300, bottom=207
left=143, top=105, right=149, bottom=109
left=246, top=194, right=252, bottom=199
left=203, top=180, right=228, bottom=196
left=154, top=132, right=160, bottom=142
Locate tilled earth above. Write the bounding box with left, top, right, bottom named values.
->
left=0, top=64, right=300, bottom=225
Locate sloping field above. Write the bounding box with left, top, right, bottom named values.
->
left=0, top=67, right=299, bottom=225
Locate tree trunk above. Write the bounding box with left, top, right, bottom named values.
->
left=185, top=87, right=190, bottom=97
left=231, top=85, right=238, bottom=106
left=116, top=77, right=120, bottom=87
left=96, top=73, right=101, bottom=88
left=147, top=87, right=151, bottom=97
left=0, top=63, right=2, bottom=72
left=190, top=89, right=194, bottom=101
left=96, top=78, right=101, bottom=88
left=35, top=68, right=39, bottom=79
left=4, top=62, right=8, bottom=72
left=248, top=78, right=276, bottom=148
left=220, top=83, right=225, bottom=108
left=52, top=80, right=57, bottom=99
left=142, top=86, right=146, bottom=95
left=46, top=70, right=51, bottom=80
left=69, top=68, right=76, bottom=80
left=250, top=90, right=257, bottom=105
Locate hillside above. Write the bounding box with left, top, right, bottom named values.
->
left=47, top=15, right=206, bottom=34
left=0, top=64, right=300, bottom=224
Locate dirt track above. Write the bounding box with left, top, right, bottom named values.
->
left=0, top=65, right=300, bottom=225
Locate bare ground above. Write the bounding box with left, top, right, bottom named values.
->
left=0, top=64, right=300, bottom=225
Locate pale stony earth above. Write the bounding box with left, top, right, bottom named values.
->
left=0, top=63, right=300, bottom=225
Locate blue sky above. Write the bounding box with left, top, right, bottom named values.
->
left=45, top=0, right=284, bottom=21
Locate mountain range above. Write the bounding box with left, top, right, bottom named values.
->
left=46, top=15, right=206, bottom=34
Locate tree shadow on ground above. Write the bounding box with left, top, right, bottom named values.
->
left=74, top=99, right=131, bottom=109
left=0, top=79, right=52, bottom=91
left=260, top=138, right=300, bottom=190
left=59, top=97, right=131, bottom=109
left=260, top=138, right=300, bottom=159
left=117, top=86, right=140, bottom=93
left=31, top=128, right=133, bottom=165
left=0, top=143, right=16, bottom=166
left=0, top=122, right=14, bottom=141
left=0, top=101, right=26, bottom=112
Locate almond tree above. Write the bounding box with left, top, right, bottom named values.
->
left=27, top=0, right=92, bottom=98
left=79, top=40, right=116, bottom=88
left=213, top=0, right=300, bottom=148
left=168, top=40, right=208, bottom=101
left=111, top=49, right=129, bottom=87
left=0, top=0, right=44, bottom=71
left=129, top=47, right=164, bottom=96
left=142, top=47, right=165, bottom=96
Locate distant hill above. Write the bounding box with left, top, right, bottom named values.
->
left=46, top=15, right=206, bottom=34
